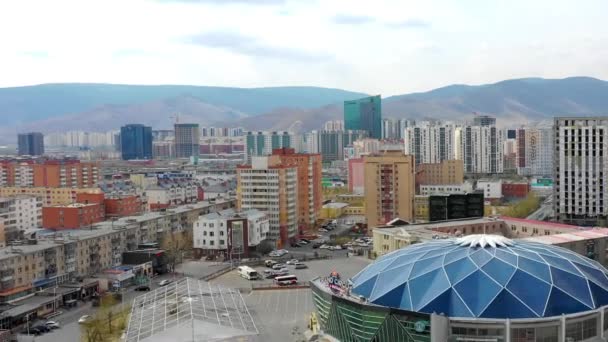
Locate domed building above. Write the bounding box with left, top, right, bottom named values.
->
left=311, top=235, right=608, bottom=342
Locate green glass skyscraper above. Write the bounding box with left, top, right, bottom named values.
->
left=344, top=95, right=382, bottom=139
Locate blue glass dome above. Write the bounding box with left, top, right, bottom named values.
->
left=351, top=235, right=608, bottom=319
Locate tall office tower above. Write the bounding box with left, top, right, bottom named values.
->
left=473, top=115, right=497, bottom=127
left=459, top=125, right=504, bottom=174
left=120, top=124, right=153, bottom=160
left=237, top=156, right=298, bottom=246
left=364, top=150, right=415, bottom=226
left=323, top=120, right=344, bottom=131
left=306, top=130, right=368, bottom=162
left=554, top=117, right=608, bottom=225
left=404, top=123, right=459, bottom=164
left=272, top=148, right=323, bottom=230
left=344, top=95, right=382, bottom=139
left=245, top=131, right=294, bottom=162
left=174, top=123, right=200, bottom=158
left=17, top=132, right=44, bottom=156
left=516, top=126, right=554, bottom=177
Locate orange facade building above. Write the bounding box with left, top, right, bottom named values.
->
left=272, top=148, right=323, bottom=230
left=42, top=203, right=105, bottom=229
left=104, top=195, right=141, bottom=217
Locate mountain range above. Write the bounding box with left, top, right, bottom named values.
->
left=1, top=77, right=607, bottom=144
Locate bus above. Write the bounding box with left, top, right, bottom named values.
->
left=274, top=275, right=298, bottom=286
left=237, top=266, right=259, bottom=280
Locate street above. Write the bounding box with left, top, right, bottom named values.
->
left=527, top=194, right=553, bottom=221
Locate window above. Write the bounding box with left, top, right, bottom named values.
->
left=210, top=232, right=214, bottom=237
left=220, top=231, right=224, bottom=236
left=210, top=241, right=214, bottom=246
left=219, top=240, right=225, bottom=245
left=566, top=317, right=597, bottom=341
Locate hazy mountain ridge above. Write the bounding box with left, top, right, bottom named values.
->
left=1, top=77, right=607, bottom=144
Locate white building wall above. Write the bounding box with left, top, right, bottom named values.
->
left=476, top=180, right=503, bottom=199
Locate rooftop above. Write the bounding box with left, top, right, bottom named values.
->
left=500, top=216, right=589, bottom=230
left=125, top=277, right=257, bottom=342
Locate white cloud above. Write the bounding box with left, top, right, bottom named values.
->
left=0, top=0, right=606, bottom=95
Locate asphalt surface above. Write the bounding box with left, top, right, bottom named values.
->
left=527, top=194, right=554, bottom=221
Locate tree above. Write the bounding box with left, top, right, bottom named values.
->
left=256, top=240, right=275, bottom=255
left=81, top=294, right=130, bottom=342
left=161, top=230, right=193, bottom=272
left=501, top=193, right=541, bottom=218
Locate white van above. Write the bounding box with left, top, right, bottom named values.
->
left=237, top=266, right=259, bottom=280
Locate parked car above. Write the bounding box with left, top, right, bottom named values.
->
left=272, top=263, right=286, bottom=270
left=294, top=263, right=308, bottom=269
left=78, top=315, right=91, bottom=324
left=45, top=321, right=60, bottom=329
left=332, top=245, right=343, bottom=250
left=290, top=243, right=301, bottom=248
left=135, top=285, right=151, bottom=291
left=205, top=255, right=215, bottom=261
left=319, top=244, right=330, bottom=249
left=274, top=268, right=289, bottom=276
left=265, top=260, right=278, bottom=267
left=21, top=327, right=41, bottom=336
left=33, top=325, right=50, bottom=333
left=265, top=272, right=279, bottom=279
left=319, top=229, right=328, bottom=233
left=286, top=259, right=299, bottom=265
left=312, top=242, right=322, bottom=249
left=159, top=279, right=172, bottom=287
left=300, top=239, right=311, bottom=243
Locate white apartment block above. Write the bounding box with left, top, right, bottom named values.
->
left=404, top=123, right=459, bottom=164
left=517, top=127, right=554, bottom=177
left=146, top=183, right=198, bottom=208
left=458, top=125, right=504, bottom=174
left=420, top=183, right=474, bottom=196
left=554, top=117, right=608, bottom=224
left=0, top=195, right=42, bottom=242
left=193, top=209, right=269, bottom=256
left=237, top=156, right=298, bottom=243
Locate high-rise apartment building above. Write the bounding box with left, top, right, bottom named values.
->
left=404, top=123, right=459, bottom=164
left=245, top=131, right=294, bottom=162
left=473, top=115, right=497, bottom=126
left=516, top=126, right=554, bottom=177
left=364, top=150, right=415, bottom=226
left=554, top=117, right=608, bottom=224
left=18, top=132, right=44, bottom=156
left=381, top=118, right=413, bottom=140
left=323, top=120, right=344, bottom=131
left=344, top=95, right=382, bottom=139
left=306, top=130, right=368, bottom=162
left=174, top=123, right=200, bottom=158
left=237, top=156, right=298, bottom=246
left=459, top=125, right=504, bottom=174
left=0, top=159, right=99, bottom=188
left=272, top=148, right=323, bottom=229
left=120, top=124, right=153, bottom=160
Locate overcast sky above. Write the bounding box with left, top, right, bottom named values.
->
left=1, top=0, right=607, bottom=95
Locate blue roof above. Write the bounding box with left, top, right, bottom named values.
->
left=351, top=235, right=608, bottom=319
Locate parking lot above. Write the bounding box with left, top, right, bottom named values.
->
left=209, top=257, right=372, bottom=341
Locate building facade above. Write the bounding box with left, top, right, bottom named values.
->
left=0, top=195, right=42, bottom=242
left=18, top=132, right=44, bottom=156
left=404, top=123, right=459, bottom=164
left=415, top=160, right=464, bottom=186
left=344, top=95, right=382, bottom=139
left=428, top=193, right=484, bottom=222
left=0, top=159, right=99, bottom=188
left=245, top=131, right=294, bottom=162
left=237, top=156, right=298, bottom=246
left=516, top=126, right=554, bottom=177
left=419, top=183, right=473, bottom=196
left=42, top=203, right=105, bottom=229
left=0, top=187, right=103, bottom=207
left=174, top=123, right=200, bottom=158
left=272, top=148, right=323, bottom=230
left=120, top=124, right=153, bottom=160
left=364, top=151, right=415, bottom=226
left=193, top=209, right=270, bottom=258
left=348, top=158, right=365, bottom=194
left=306, top=130, right=368, bottom=162
left=554, top=117, right=608, bottom=225
left=459, top=124, right=504, bottom=174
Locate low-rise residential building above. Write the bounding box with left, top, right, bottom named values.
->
left=146, top=182, right=198, bottom=210
left=501, top=181, right=531, bottom=199
left=419, top=183, right=473, bottom=196
left=0, top=199, right=235, bottom=303
left=0, top=195, right=42, bottom=242
left=193, top=208, right=269, bottom=258
left=42, top=203, right=105, bottom=230
left=476, top=179, right=503, bottom=200
left=320, top=202, right=349, bottom=219
left=0, top=187, right=103, bottom=206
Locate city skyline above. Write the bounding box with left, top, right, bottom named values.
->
left=1, top=0, right=607, bottom=95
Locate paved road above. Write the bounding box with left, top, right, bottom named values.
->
left=527, top=194, right=554, bottom=221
